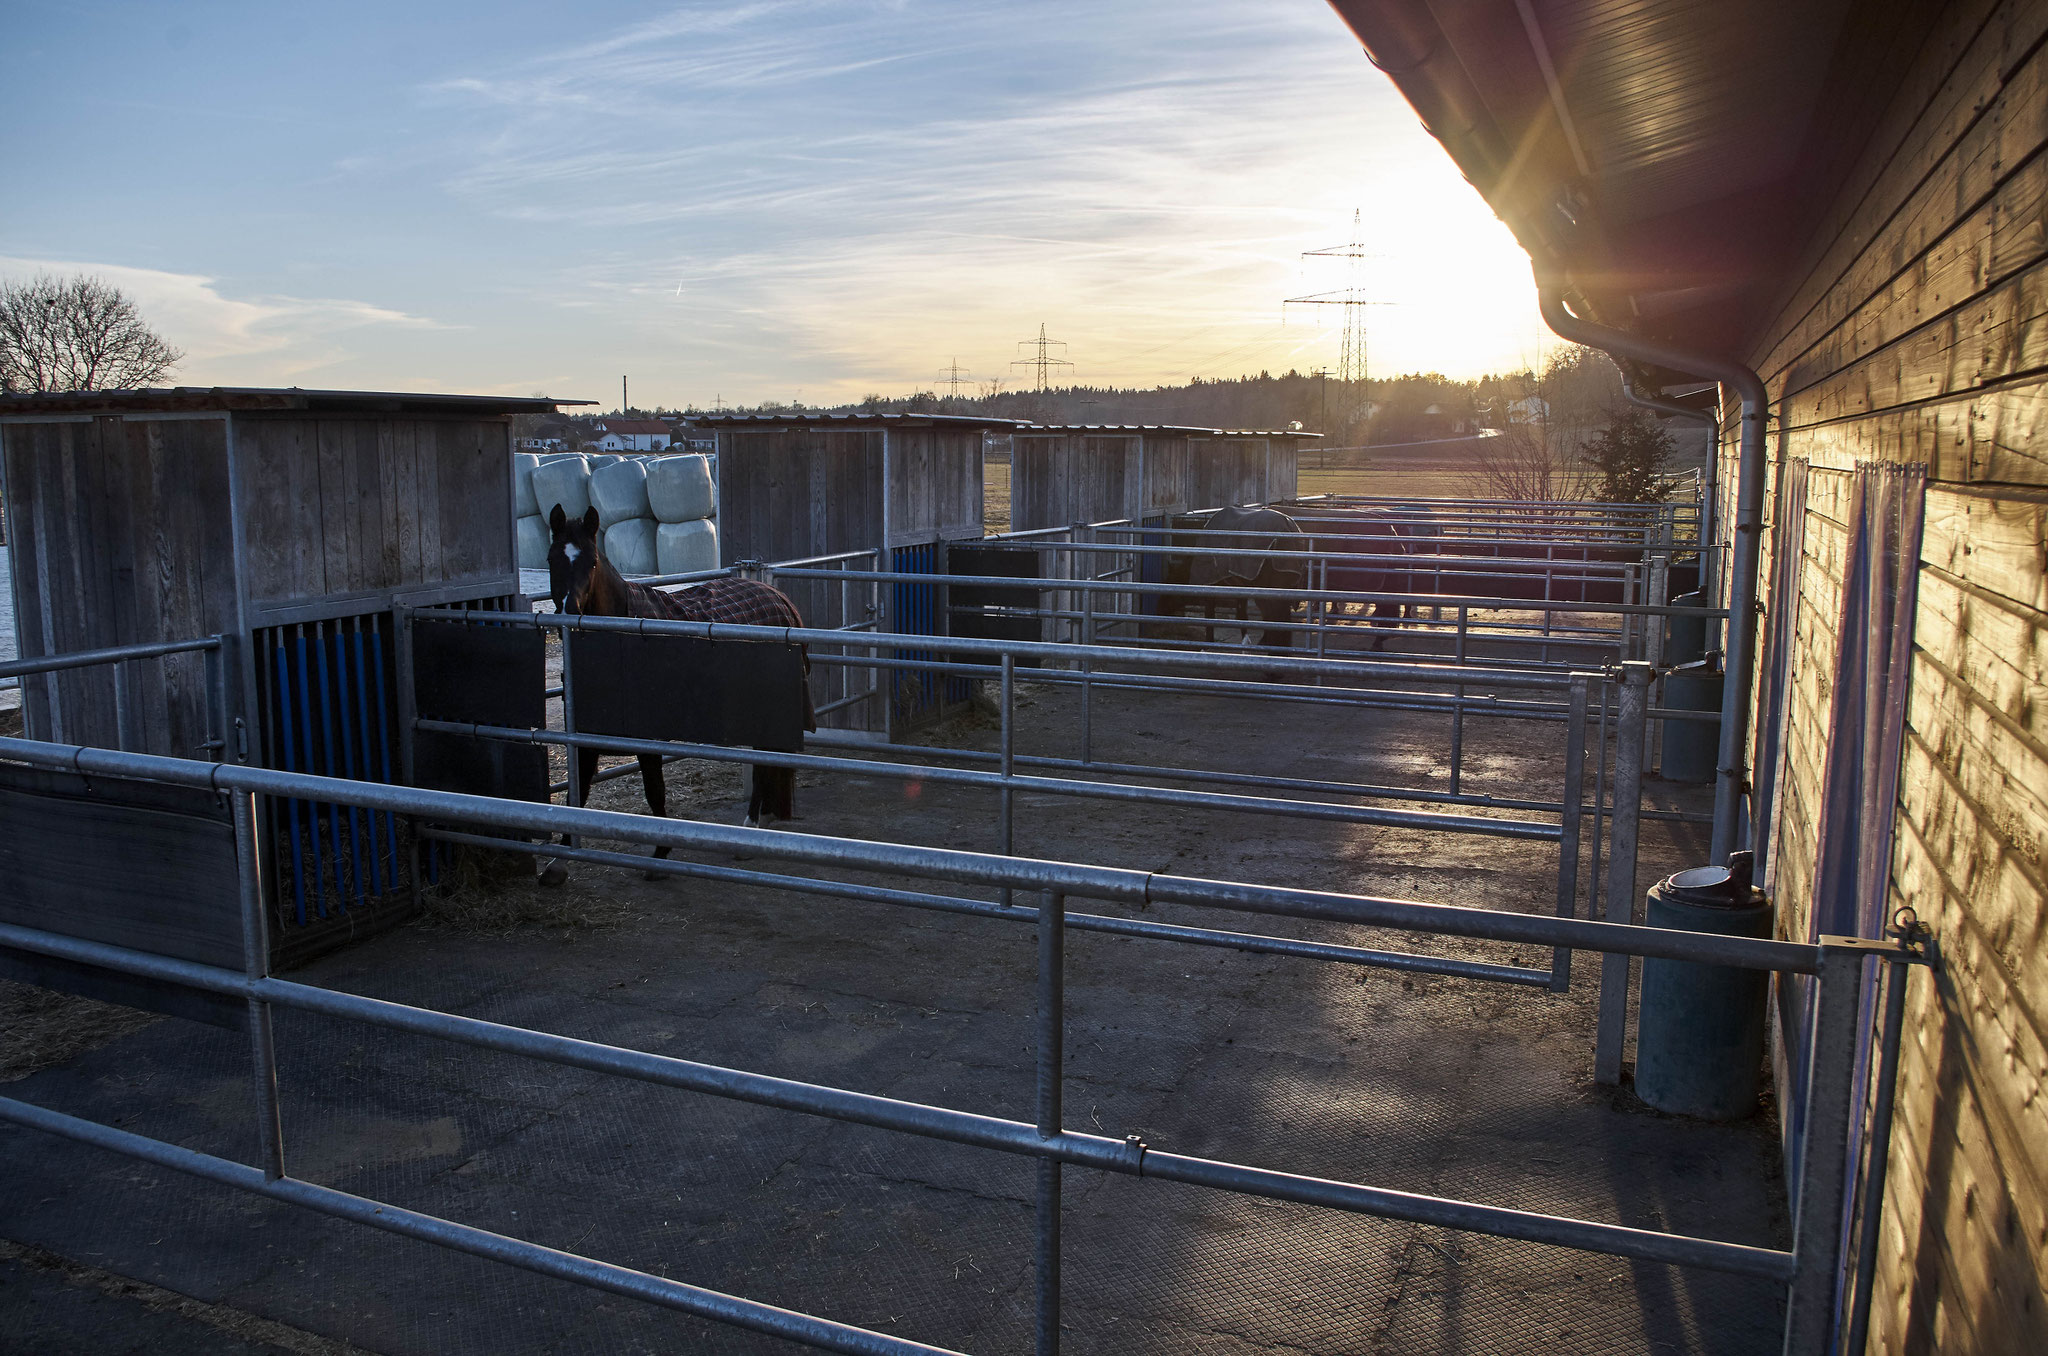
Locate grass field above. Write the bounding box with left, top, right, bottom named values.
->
left=983, top=433, right=1710, bottom=528
left=983, top=448, right=1490, bottom=530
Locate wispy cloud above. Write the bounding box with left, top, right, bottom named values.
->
left=400, top=1, right=1491, bottom=397
left=1, top=2, right=1552, bottom=404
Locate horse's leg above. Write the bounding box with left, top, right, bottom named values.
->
left=539, top=746, right=601, bottom=887
left=746, top=765, right=795, bottom=828
left=638, top=753, right=672, bottom=879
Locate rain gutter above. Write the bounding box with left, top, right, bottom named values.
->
left=1536, top=276, right=1766, bottom=862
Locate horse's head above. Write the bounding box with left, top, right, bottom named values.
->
left=546, top=504, right=606, bottom=614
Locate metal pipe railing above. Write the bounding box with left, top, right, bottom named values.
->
left=0, top=733, right=1931, bottom=1356
left=417, top=719, right=1562, bottom=841
left=423, top=827, right=1553, bottom=987
left=0, top=736, right=1802, bottom=967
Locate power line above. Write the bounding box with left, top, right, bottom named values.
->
left=1011, top=323, right=1075, bottom=392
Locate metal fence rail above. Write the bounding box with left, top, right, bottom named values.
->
left=412, top=605, right=1603, bottom=988
left=0, top=734, right=1928, bottom=1355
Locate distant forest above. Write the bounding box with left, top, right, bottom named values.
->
left=582, top=367, right=1577, bottom=449
left=546, top=348, right=1715, bottom=469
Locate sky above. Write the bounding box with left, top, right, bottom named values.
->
left=1, top=1, right=1558, bottom=408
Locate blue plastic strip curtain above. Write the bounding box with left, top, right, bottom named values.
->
left=264, top=613, right=408, bottom=930
left=293, top=632, right=327, bottom=918
left=368, top=628, right=400, bottom=886
left=325, top=627, right=368, bottom=904
left=1758, top=461, right=1812, bottom=1199
left=892, top=545, right=939, bottom=719
left=1756, top=460, right=1813, bottom=887
left=273, top=641, right=309, bottom=926
left=349, top=624, right=385, bottom=896
left=1788, top=461, right=1927, bottom=1332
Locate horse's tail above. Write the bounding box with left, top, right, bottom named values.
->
left=771, top=593, right=819, bottom=733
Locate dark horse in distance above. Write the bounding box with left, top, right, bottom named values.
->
left=1313, top=507, right=1421, bottom=646
left=1168, top=505, right=1309, bottom=652
left=543, top=504, right=815, bottom=884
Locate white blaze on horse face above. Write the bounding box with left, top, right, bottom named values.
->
left=563, top=544, right=582, bottom=563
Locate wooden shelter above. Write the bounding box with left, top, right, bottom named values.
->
left=0, top=386, right=576, bottom=957
left=1008, top=425, right=1318, bottom=533
left=1188, top=430, right=1313, bottom=512
left=691, top=412, right=1023, bottom=733
left=1008, top=425, right=1207, bottom=533
left=697, top=412, right=1017, bottom=565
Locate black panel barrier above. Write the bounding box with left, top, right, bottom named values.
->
left=0, top=763, right=245, bottom=1027
left=410, top=616, right=550, bottom=802
left=567, top=631, right=806, bottom=752
left=946, top=544, right=1043, bottom=663
left=414, top=617, right=546, bottom=728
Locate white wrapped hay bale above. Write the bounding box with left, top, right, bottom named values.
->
left=647, top=454, right=716, bottom=523
left=603, top=518, right=659, bottom=576
left=589, top=457, right=651, bottom=528
left=512, top=453, right=541, bottom=517
left=590, top=453, right=624, bottom=467
left=516, top=514, right=550, bottom=569
left=530, top=455, right=591, bottom=524
left=656, top=519, right=719, bottom=576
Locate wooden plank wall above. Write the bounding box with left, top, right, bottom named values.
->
left=235, top=415, right=515, bottom=614
left=1011, top=435, right=1062, bottom=532
left=1144, top=434, right=1193, bottom=515
left=3, top=416, right=235, bottom=756
left=886, top=428, right=984, bottom=546
left=1191, top=438, right=1267, bottom=510
left=1727, top=0, right=2048, bottom=1346
left=716, top=428, right=887, bottom=730
left=717, top=429, right=882, bottom=566
left=1271, top=441, right=1300, bottom=503
left=1011, top=433, right=1158, bottom=532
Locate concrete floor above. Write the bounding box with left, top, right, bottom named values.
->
left=0, top=658, right=1789, bottom=1354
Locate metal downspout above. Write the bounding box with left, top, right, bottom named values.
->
left=1535, top=277, right=1767, bottom=861
left=1619, top=374, right=1717, bottom=429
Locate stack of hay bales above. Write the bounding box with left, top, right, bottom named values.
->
left=646, top=455, right=719, bottom=576
left=511, top=452, right=717, bottom=576
left=516, top=454, right=592, bottom=569
left=590, top=458, right=657, bottom=574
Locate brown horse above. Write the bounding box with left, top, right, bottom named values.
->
left=542, top=504, right=815, bottom=884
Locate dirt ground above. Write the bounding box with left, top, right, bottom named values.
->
left=0, top=636, right=1788, bottom=1355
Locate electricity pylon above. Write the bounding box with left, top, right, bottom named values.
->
left=1010, top=324, right=1074, bottom=392
left=1286, top=209, right=1393, bottom=387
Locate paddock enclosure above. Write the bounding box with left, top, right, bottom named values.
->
left=0, top=374, right=1934, bottom=1353
left=5, top=1, right=2037, bottom=1345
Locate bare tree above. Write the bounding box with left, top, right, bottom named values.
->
left=0, top=273, right=183, bottom=392
left=1467, top=422, right=1596, bottom=503
left=1467, top=344, right=1624, bottom=502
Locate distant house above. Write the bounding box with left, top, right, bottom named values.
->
left=670, top=425, right=716, bottom=455
left=1506, top=395, right=1550, bottom=425
left=593, top=419, right=673, bottom=452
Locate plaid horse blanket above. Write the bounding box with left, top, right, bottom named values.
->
left=629, top=575, right=804, bottom=629
left=628, top=576, right=815, bottom=730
